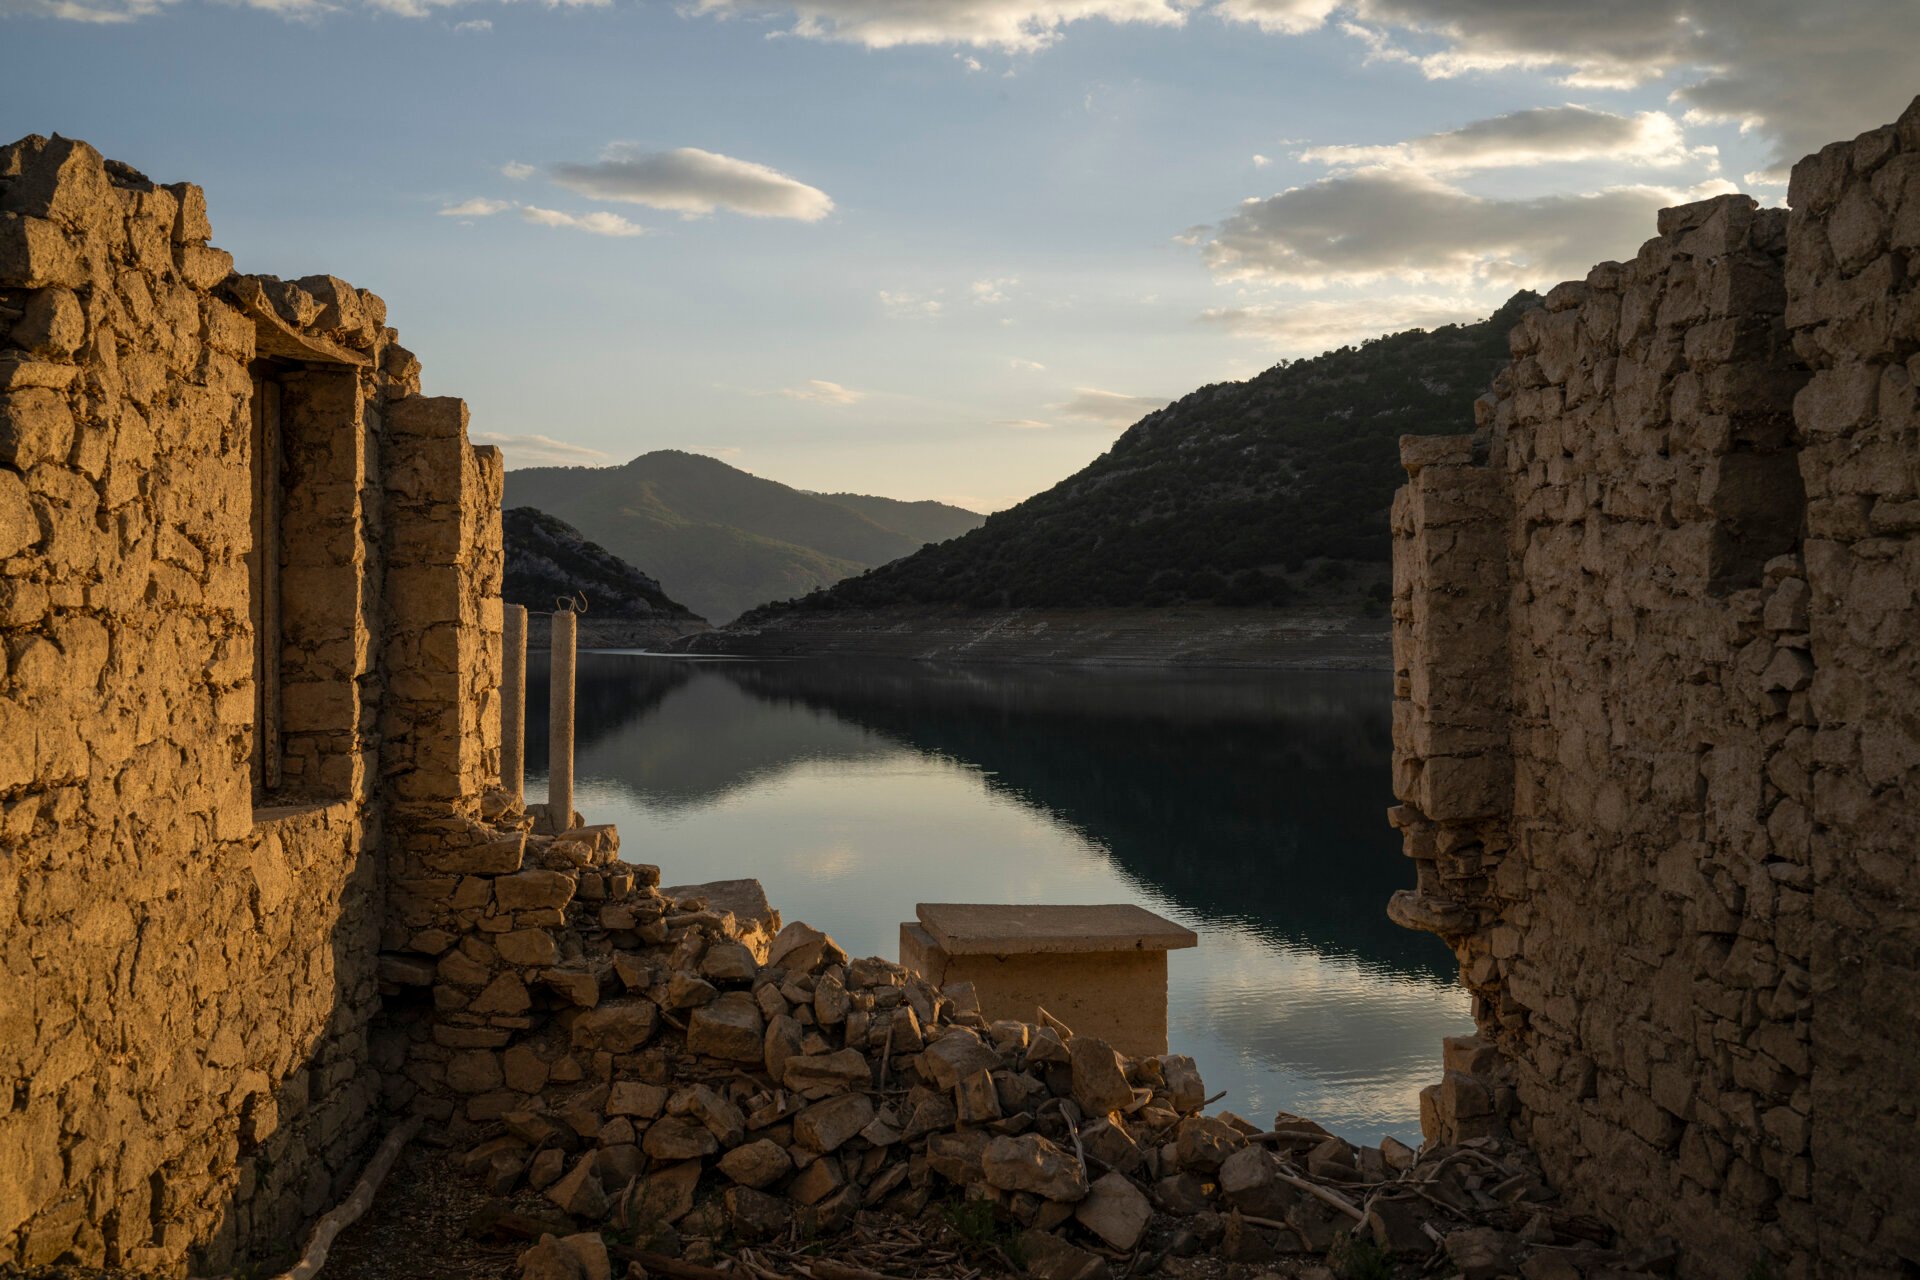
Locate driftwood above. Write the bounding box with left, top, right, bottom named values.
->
left=272, top=1115, right=423, bottom=1280
left=1271, top=1167, right=1365, bottom=1222
left=608, top=1245, right=731, bottom=1280
left=469, top=1207, right=576, bottom=1242
left=805, top=1261, right=904, bottom=1280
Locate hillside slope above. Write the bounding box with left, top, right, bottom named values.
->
left=502, top=451, right=982, bottom=622
left=503, top=507, right=709, bottom=647
left=728, top=294, right=1535, bottom=628
left=811, top=493, right=985, bottom=547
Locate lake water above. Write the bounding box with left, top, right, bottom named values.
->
left=524, top=652, right=1471, bottom=1146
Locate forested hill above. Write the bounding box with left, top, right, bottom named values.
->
left=738, top=292, right=1537, bottom=621
left=503, top=451, right=983, bottom=623
left=503, top=506, right=703, bottom=623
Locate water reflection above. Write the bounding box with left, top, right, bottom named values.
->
left=526, top=652, right=1470, bottom=1144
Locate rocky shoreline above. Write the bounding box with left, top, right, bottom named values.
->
left=527, top=619, right=711, bottom=652
left=327, top=803, right=1669, bottom=1280
left=675, top=607, right=1390, bottom=671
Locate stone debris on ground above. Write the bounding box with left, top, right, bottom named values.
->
left=403, top=800, right=1671, bottom=1280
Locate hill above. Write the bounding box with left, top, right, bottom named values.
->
left=807, top=493, right=985, bottom=547
left=502, top=451, right=984, bottom=622
left=732, top=292, right=1538, bottom=625
left=503, top=506, right=708, bottom=647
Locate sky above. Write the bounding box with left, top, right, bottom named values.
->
left=2, top=1, right=1914, bottom=511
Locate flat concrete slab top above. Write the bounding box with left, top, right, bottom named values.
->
left=916, top=903, right=1198, bottom=956
left=665, top=878, right=778, bottom=931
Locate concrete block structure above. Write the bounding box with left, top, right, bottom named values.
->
left=900, top=903, right=1197, bottom=1056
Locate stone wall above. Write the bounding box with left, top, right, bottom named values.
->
left=1390, top=100, right=1920, bottom=1280
left=0, top=135, right=504, bottom=1273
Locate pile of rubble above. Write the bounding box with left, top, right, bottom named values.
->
left=422, top=836, right=1677, bottom=1280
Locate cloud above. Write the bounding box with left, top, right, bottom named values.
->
left=1009, top=358, right=1046, bottom=372
left=1211, top=0, right=1336, bottom=34
left=780, top=379, right=866, bottom=405
left=879, top=290, right=944, bottom=319
left=520, top=206, right=647, bottom=237
left=1202, top=167, right=1735, bottom=291
left=451, top=16, right=488, bottom=29
left=1300, top=105, right=1711, bottom=173
left=1252, top=153, right=1272, bottom=168
left=1200, top=293, right=1485, bottom=352
left=474, top=432, right=613, bottom=468
left=995, top=418, right=1053, bottom=429
left=438, top=197, right=510, bottom=217
left=3, top=0, right=165, bottom=20
left=500, top=161, right=536, bottom=180
left=550, top=145, right=833, bottom=221
left=686, top=0, right=1188, bottom=51
left=1053, top=388, right=1171, bottom=425
left=971, top=277, right=1019, bottom=305
left=1218, top=0, right=1917, bottom=170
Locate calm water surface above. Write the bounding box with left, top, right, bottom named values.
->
left=525, top=652, right=1470, bottom=1146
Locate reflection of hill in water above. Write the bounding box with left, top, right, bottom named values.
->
left=526, top=652, right=691, bottom=768
left=533, top=656, right=903, bottom=812
left=718, top=662, right=1448, bottom=980
left=530, top=656, right=1450, bottom=980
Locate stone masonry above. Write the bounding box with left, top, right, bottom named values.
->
left=0, top=134, right=506, bottom=1273
left=1391, top=100, right=1920, bottom=1279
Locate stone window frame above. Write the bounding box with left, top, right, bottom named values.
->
left=247, top=355, right=369, bottom=811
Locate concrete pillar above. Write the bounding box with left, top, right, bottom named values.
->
left=501, top=604, right=526, bottom=804
left=547, top=608, right=575, bottom=834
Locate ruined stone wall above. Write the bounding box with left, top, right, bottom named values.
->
left=1391, top=100, right=1920, bottom=1280
left=0, top=135, right=505, bottom=1274
left=1783, top=105, right=1920, bottom=1278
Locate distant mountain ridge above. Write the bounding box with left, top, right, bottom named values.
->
left=731, top=293, right=1539, bottom=626
left=502, top=451, right=984, bottom=622
left=805, top=493, right=984, bottom=548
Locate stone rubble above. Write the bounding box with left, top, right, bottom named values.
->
left=407, top=796, right=1665, bottom=1279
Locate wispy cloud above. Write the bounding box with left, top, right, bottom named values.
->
left=436, top=197, right=645, bottom=237
left=1201, top=168, right=1735, bottom=291
left=1299, top=105, right=1713, bottom=174
left=971, top=277, right=1019, bottom=305
left=1009, top=358, right=1046, bottom=372
left=438, top=197, right=510, bottom=217
left=1053, top=388, right=1171, bottom=426
left=500, top=161, right=535, bottom=180
left=1200, top=294, right=1486, bottom=352
left=687, top=0, right=1187, bottom=51
left=475, top=432, right=612, bottom=468
left=451, top=16, right=489, bottom=31
left=779, top=379, right=866, bottom=405
left=551, top=144, right=834, bottom=221
left=995, top=418, right=1052, bottom=430
left=879, top=290, right=944, bottom=319
left=520, top=205, right=646, bottom=237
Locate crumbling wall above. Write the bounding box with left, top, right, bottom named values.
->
left=1783, top=104, right=1920, bottom=1277
left=0, top=135, right=505, bottom=1274
left=1391, top=100, right=1920, bottom=1280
